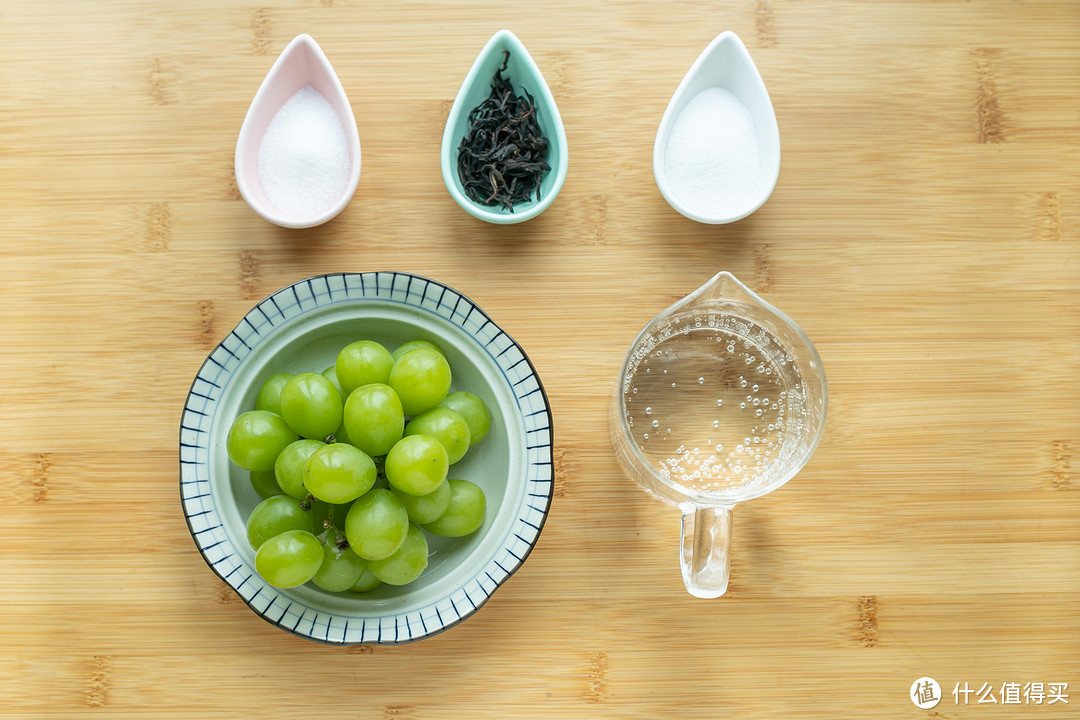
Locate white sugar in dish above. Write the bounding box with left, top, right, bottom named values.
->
left=258, top=85, right=350, bottom=219
left=663, top=87, right=761, bottom=219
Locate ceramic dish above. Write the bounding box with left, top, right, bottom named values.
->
left=235, top=34, right=362, bottom=229
left=441, top=30, right=568, bottom=224
left=180, top=273, right=554, bottom=643
left=653, top=31, right=780, bottom=224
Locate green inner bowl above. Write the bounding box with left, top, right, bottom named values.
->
left=211, top=299, right=527, bottom=618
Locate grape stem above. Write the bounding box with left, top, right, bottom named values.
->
left=314, top=509, right=350, bottom=558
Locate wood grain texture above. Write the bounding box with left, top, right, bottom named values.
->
left=1, top=1, right=1077, bottom=717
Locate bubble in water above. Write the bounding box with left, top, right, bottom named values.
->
left=752, top=384, right=759, bottom=392
left=736, top=444, right=744, bottom=453
left=756, top=409, right=763, bottom=416
left=712, top=420, right=720, bottom=428
left=757, top=364, right=765, bottom=373
left=716, top=398, right=724, bottom=407
left=645, top=407, right=652, bottom=415
left=745, top=357, right=753, bottom=365
left=739, top=378, right=748, bottom=388
left=765, top=368, right=773, bottom=375
left=643, top=433, right=649, bottom=439
left=671, top=382, right=676, bottom=388
left=666, top=428, right=671, bottom=434
left=632, top=387, right=638, bottom=394
left=771, top=403, right=778, bottom=410
left=651, top=420, right=659, bottom=428
left=753, top=398, right=760, bottom=406
left=698, top=377, right=704, bottom=384
left=733, top=465, right=742, bottom=473
left=740, top=402, right=746, bottom=409
left=646, top=367, right=650, bottom=373
left=663, top=369, right=668, bottom=374
left=715, top=444, right=723, bottom=452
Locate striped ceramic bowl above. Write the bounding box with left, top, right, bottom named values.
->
left=180, top=272, right=553, bottom=643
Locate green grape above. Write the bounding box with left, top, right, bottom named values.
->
left=227, top=410, right=299, bottom=472
left=439, top=391, right=492, bottom=445
left=249, top=469, right=283, bottom=499
left=392, top=479, right=451, bottom=524
left=369, top=523, right=429, bottom=586
left=391, top=339, right=442, bottom=362
left=344, top=488, right=409, bottom=561
left=336, top=340, right=394, bottom=394
left=246, top=495, right=317, bottom=550
left=404, top=407, right=471, bottom=464
left=385, top=434, right=448, bottom=496
left=255, top=373, right=292, bottom=415
left=388, top=347, right=451, bottom=416
left=311, top=542, right=367, bottom=592
left=349, top=565, right=382, bottom=593
left=322, top=365, right=347, bottom=401
left=303, top=443, right=376, bottom=504
left=421, top=479, right=486, bottom=537
left=274, top=438, right=325, bottom=500
left=280, top=372, right=343, bottom=440
left=342, top=383, right=404, bottom=457
left=255, top=530, right=324, bottom=588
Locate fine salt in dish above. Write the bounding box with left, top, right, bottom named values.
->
left=258, top=85, right=350, bottom=219
left=663, top=88, right=761, bottom=220
left=653, top=31, right=780, bottom=224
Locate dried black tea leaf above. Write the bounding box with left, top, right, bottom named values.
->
left=457, top=51, right=551, bottom=211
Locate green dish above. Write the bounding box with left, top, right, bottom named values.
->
left=181, top=272, right=553, bottom=644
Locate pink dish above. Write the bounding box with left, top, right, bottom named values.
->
left=235, top=34, right=362, bottom=229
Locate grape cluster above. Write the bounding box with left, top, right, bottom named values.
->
left=226, top=339, right=492, bottom=593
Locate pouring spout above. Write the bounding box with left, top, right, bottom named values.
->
left=684, top=271, right=760, bottom=309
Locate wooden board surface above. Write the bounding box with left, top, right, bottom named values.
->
left=2, top=1, right=1078, bottom=717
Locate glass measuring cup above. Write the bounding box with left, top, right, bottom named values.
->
left=610, top=272, right=827, bottom=598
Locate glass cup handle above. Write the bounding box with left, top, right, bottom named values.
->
left=679, top=504, right=734, bottom=598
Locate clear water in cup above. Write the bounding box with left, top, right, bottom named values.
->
left=622, top=312, right=807, bottom=498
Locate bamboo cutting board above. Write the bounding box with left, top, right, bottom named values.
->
left=2, top=1, right=1078, bottom=718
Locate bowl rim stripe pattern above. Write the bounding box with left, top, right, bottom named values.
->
left=180, top=271, right=554, bottom=644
